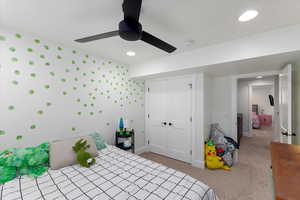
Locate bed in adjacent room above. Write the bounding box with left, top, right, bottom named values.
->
left=0, top=146, right=218, bottom=200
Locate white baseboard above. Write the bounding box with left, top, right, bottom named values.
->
left=135, top=146, right=148, bottom=155
left=192, top=160, right=205, bottom=169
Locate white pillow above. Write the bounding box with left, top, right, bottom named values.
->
left=49, top=136, right=98, bottom=170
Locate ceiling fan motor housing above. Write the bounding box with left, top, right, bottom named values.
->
left=119, top=19, right=142, bottom=41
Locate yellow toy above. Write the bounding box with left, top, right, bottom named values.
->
left=205, top=141, right=231, bottom=170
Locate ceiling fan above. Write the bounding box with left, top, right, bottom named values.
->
left=75, top=0, right=176, bottom=53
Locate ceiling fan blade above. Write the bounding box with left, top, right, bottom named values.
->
left=122, top=0, right=142, bottom=21
left=141, top=31, right=176, bottom=53
left=75, top=31, right=119, bottom=43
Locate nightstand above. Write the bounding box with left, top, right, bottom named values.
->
left=115, top=129, right=135, bottom=153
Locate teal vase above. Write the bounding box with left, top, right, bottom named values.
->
left=119, top=118, right=124, bottom=130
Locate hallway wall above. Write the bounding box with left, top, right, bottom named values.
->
left=293, top=63, right=300, bottom=145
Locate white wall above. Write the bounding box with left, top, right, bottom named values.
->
left=203, top=73, right=212, bottom=140
left=0, top=29, right=145, bottom=151
left=252, top=85, right=274, bottom=115
left=210, top=76, right=235, bottom=140
left=293, top=63, right=300, bottom=145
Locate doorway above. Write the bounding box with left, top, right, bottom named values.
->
left=237, top=76, right=277, bottom=145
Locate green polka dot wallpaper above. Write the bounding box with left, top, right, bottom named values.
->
left=0, top=29, right=145, bottom=151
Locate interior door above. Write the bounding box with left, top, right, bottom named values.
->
left=165, top=77, right=192, bottom=163
left=279, top=64, right=293, bottom=144
left=147, top=80, right=168, bottom=155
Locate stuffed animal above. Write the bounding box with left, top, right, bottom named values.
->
left=205, top=141, right=231, bottom=170
left=73, top=139, right=96, bottom=168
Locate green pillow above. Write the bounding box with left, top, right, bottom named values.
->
left=89, top=132, right=107, bottom=150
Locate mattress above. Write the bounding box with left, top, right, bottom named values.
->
left=0, top=145, right=218, bottom=200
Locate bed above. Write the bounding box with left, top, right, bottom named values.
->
left=0, top=146, right=218, bottom=200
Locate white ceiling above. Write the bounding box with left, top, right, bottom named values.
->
left=1, top=0, right=300, bottom=65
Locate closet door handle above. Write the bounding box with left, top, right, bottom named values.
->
left=168, top=122, right=173, bottom=126
left=162, top=122, right=167, bottom=126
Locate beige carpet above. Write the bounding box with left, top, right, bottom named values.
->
left=140, top=127, right=273, bottom=200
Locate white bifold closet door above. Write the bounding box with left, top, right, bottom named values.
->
left=147, top=77, right=192, bottom=163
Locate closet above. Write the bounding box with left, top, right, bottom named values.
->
left=146, top=76, right=192, bottom=163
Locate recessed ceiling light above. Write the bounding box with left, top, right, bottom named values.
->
left=239, top=10, right=258, bottom=22
left=256, top=76, right=263, bottom=79
left=126, top=51, right=136, bottom=56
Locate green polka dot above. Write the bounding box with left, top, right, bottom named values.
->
left=14, top=70, right=20, bottom=75
left=37, top=110, right=44, bottom=115
left=65, top=69, right=70, bottom=72
left=29, top=90, right=35, bottom=95
left=72, top=50, right=76, bottom=54
left=30, top=73, right=36, bottom=78
left=0, top=35, right=6, bottom=41
left=45, top=62, right=50, bottom=66
left=82, top=73, right=87, bottom=76
left=93, top=60, right=96, bottom=64
left=57, top=55, right=62, bottom=59
left=92, top=96, right=96, bottom=100
left=77, top=112, right=82, bottom=115
left=71, top=60, right=75, bottom=64
left=76, top=98, right=80, bottom=102
left=85, top=54, right=89, bottom=58
left=61, top=78, right=66, bottom=82
left=74, top=77, right=78, bottom=81
left=0, top=130, right=6, bottom=135
left=11, top=57, right=18, bottom=62
left=46, top=102, right=52, bottom=107
left=34, top=39, right=40, bottom=43
left=83, top=104, right=87, bottom=107
left=15, top=33, right=22, bottom=38
left=9, top=47, right=16, bottom=52
left=62, top=91, right=67, bottom=95
left=82, top=84, right=86, bottom=88
left=90, top=112, right=94, bottom=115
left=90, top=103, right=94, bottom=107
left=57, top=47, right=62, bottom=51
left=16, top=135, right=23, bottom=140
left=71, top=127, right=76, bottom=131
left=12, top=80, right=18, bottom=85
left=108, top=61, right=112, bottom=64
left=40, top=54, right=45, bottom=59
left=73, top=86, right=77, bottom=90
left=29, top=61, right=34, bottom=65
left=27, top=48, right=33, bottom=52
left=30, top=125, right=36, bottom=129
left=90, top=79, right=94, bottom=83
left=44, top=84, right=50, bottom=89
left=76, top=67, right=80, bottom=71
left=49, top=72, right=55, bottom=76
left=44, top=45, right=49, bottom=50
left=91, top=71, right=95, bottom=74
left=82, top=60, right=86, bottom=64
left=8, top=105, right=15, bottom=110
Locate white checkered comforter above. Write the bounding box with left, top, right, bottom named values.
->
left=0, top=146, right=218, bottom=200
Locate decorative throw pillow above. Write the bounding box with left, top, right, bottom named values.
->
left=89, top=132, right=107, bottom=150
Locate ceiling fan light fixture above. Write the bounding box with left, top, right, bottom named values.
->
left=126, top=51, right=136, bottom=56
left=256, top=76, right=263, bottom=79
left=239, top=10, right=258, bottom=22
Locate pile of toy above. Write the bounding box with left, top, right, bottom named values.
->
left=205, top=123, right=239, bottom=170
